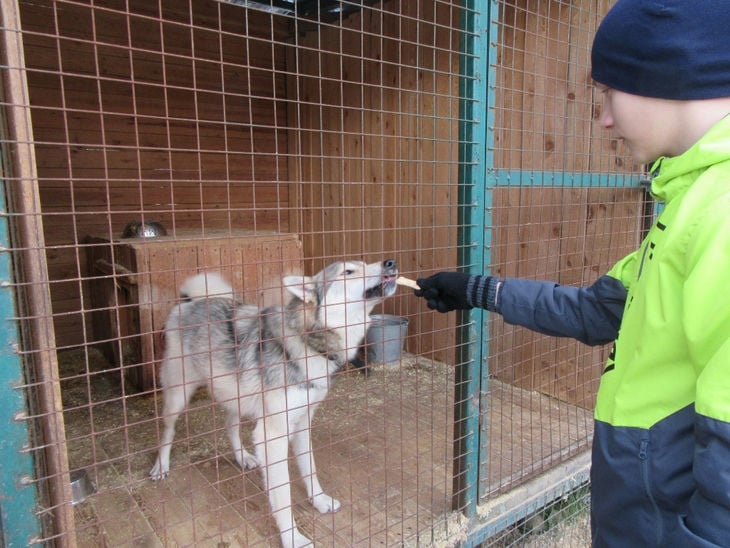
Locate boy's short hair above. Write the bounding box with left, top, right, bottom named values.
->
left=591, top=0, right=730, bottom=100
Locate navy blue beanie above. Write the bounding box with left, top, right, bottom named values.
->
left=591, top=0, right=730, bottom=100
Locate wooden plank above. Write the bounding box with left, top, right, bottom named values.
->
left=494, top=1, right=527, bottom=169
left=509, top=188, right=558, bottom=392
left=494, top=0, right=633, bottom=173
left=0, top=2, right=76, bottom=544
left=489, top=184, right=642, bottom=406
left=290, top=0, right=460, bottom=362
left=563, top=1, right=595, bottom=172
left=520, top=3, right=556, bottom=171
left=549, top=185, right=590, bottom=403
left=191, top=458, right=274, bottom=545
left=87, top=485, right=163, bottom=547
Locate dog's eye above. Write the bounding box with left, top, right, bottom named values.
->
left=343, top=269, right=355, bottom=276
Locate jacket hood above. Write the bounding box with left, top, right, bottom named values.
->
left=650, top=115, right=730, bottom=203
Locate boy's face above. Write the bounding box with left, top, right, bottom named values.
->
left=596, top=85, right=683, bottom=165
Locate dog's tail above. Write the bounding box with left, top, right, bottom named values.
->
left=179, top=272, right=234, bottom=301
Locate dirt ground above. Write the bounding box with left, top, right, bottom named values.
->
left=57, top=347, right=592, bottom=546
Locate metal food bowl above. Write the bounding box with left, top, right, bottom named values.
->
left=121, top=220, right=168, bottom=239
left=69, top=469, right=96, bottom=505
left=365, top=314, right=409, bottom=364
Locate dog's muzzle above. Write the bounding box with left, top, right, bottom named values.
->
left=365, top=259, right=398, bottom=299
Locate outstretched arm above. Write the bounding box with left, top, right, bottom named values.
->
left=416, top=272, right=627, bottom=346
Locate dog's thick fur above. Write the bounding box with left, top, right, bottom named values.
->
left=149, top=259, right=398, bottom=547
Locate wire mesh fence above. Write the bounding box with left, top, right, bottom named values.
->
left=0, top=0, right=643, bottom=545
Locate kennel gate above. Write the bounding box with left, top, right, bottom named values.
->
left=454, top=2, right=644, bottom=545
left=0, top=0, right=644, bottom=545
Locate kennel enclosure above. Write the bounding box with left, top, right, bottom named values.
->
left=0, top=0, right=644, bottom=545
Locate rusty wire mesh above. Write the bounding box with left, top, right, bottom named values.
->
left=0, top=0, right=642, bottom=545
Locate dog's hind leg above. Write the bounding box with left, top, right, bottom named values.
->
left=254, top=390, right=312, bottom=548
left=149, top=371, right=201, bottom=480
left=291, top=408, right=340, bottom=514
left=224, top=411, right=258, bottom=470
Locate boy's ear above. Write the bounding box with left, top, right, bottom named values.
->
left=282, top=275, right=317, bottom=304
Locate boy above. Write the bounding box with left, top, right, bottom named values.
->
left=415, top=0, right=730, bottom=545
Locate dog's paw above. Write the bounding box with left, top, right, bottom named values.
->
left=235, top=450, right=260, bottom=470
left=281, top=528, right=313, bottom=548
left=311, top=492, right=341, bottom=514
left=148, top=461, right=169, bottom=481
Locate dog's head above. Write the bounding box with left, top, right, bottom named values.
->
left=283, top=259, right=398, bottom=324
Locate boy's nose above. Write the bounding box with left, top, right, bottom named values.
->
left=598, top=104, right=613, bottom=130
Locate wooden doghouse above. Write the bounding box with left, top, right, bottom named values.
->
left=85, top=230, right=303, bottom=391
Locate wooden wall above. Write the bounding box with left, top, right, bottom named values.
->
left=287, top=0, right=645, bottom=388
left=19, top=0, right=294, bottom=346
left=14, top=0, right=644, bottom=404
left=495, top=0, right=632, bottom=172
left=488, top=0, right=644, bottom=406
left=489, top=186, right=643, bottom=407
left=287, top=0, right=463, bottom=359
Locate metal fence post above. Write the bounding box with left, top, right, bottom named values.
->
left=454, top=0, right=496, bottom=518
left=0, top=183, right=41, bottom=546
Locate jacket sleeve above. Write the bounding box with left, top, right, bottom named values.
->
left=494, top=274, right=627, bottom=346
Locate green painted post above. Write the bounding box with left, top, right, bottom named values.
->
left=454, top=0, right=495, bottom=517
left=477, top=0, right=500, bottom=506
left=0, top=184, right=41, bottom=546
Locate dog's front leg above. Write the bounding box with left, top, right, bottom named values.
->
left=255, top=392, right=312, bottom=548
left=291, top=396, right=341, bottom=514
left=225, top=411, right=259, bottom=470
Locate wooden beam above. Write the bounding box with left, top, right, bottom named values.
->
left=0, top=1, right=75, bottom=545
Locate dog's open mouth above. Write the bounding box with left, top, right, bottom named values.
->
left=364, top=273, right=398, bottom=299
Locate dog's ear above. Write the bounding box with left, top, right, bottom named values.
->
left=282, top=275, right=318, bottom=304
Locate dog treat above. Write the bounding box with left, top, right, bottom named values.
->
left=396, top=276, right=420, bottom=290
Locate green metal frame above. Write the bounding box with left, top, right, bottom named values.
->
left=494, top=169, right=642, bottom=187
left=453, top=0, right=494, bottom=517
left=455, top=0, right=640, bottom=543
left=0, top=184, right=41, bottom=546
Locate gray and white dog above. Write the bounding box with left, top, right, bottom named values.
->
left=149, top=259, right=398, bottom=547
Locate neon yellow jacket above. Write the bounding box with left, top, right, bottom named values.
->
left=594, top=115, right=730, bottom=546
left=599, top=117, right=730, bottom=428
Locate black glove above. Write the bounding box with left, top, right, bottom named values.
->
left=415, top=272, right=497, bottom=313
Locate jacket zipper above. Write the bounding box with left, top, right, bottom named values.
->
left=639, top=439, right=664, bottom=545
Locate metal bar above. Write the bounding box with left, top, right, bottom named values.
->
left=0, top=185, right=40, bottom=547
left=453, top=0, right=492, bottom=517
left=477, top=0, right=500, bottom=505
left=492, top=169, right=642, bottom=188
left=462, top=449, right=591, bottom=547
